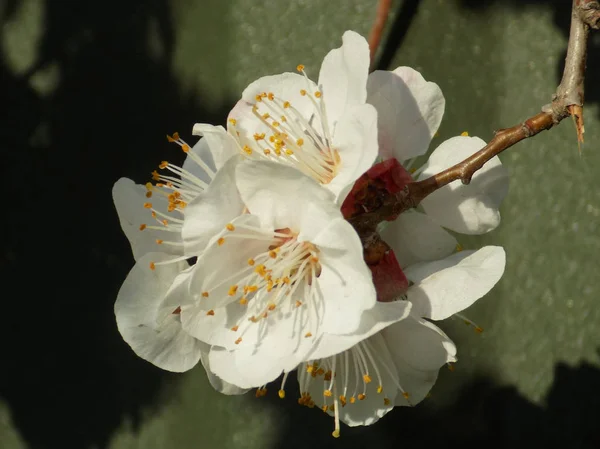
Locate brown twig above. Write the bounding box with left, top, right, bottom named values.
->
left=368, top=0, right=393, bottom=69
left=352, top=0, right=597, bottom=238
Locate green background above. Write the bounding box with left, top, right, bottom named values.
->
left=2, top=0, right=600, bottom=448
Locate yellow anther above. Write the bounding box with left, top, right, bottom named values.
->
left=321, top=405, right=328, bottom=412
left=139, top=224, right=147, bottom=231
left=247, top=258, right=255, bottom=266
left=246, top=285, right=258, bottom=293
left=363, top=374, right=372, bottom=384
left=235, top=337, right=242, bottom=345
left=149, top=262, right=156, bottom=270
left=172, top=132, right=180, bottom=140
left=254, top=264, right=267, bottom=276
left=262, top=312, right=268, bottom=318
left=339, top=395, right=347, bottom=407
left=323, top=390, right=332, bottom=397
left=262, top=113, right=270, bottom=119
left=228, top=285, right=238, bottom=296
left=226, top=223, right=235, bottom=231
left=156, top=239, right=163, bottom=245
left=268, top=303, right=276, bottom=311
left=295, top=300, right=303, bottom=307
left=243, top=145, right=253, bottom=155
left=228, top=118, right=237, bottom=126
left=377, top=386, right=383, bottom=394
left=300, top=89, right=307, bottom=96
left=285, top=149, right=294, bottom=156
left=267, top=92, right=275, bottom=101
left=269, top=250, right=277, bottom=258
left=145, top=182, right=153, bottom=191
left=239, top=297, right=248, bottom=305
left=278, top=390, right=285, bottom=399
left=166, top=134, right=176, bottom=142
left=231, top=325, right=239, bottom=332
left=332, top=430, right=340, bottom=438
left=456, top=243, right=464, bottom=252
left=159, top=161, right=168, bottom=169
left=217, top=237, right=225, bottom=246
left=349, top=397, right=356, bottom=404
left=358, top=394, right=366, bottom=401
left=296, top=64, right=305, bottom=72
left=253, top=133, right=265, bottom=140
left=461, top=131, right=469, bottom=136
left=162, top=219, right=168, bottom=226
left=263, top=149, right=271, bottom=155
left=304, top=332, right=312, bottom=338
left=402, top=392, right=410, bottom=400
left=283, top=276, right=291, bottom=284
left=283, top=101, right=291, bottom=108
left=255, top=94, right=263, bottom=102
left=280, top=116, right=287, bottom=122
left=314, top=91, right=322, bottom=98
left=145, top=191, right=152, bottom=198
left=143, top=202, right=152, bottom=209
left=475, top=326, right=484, bottom=334
left=181, top=144, right=190, bottom=153
left=296, top=138, right=304, bottom=146
left=202, top=291, right=209, bottom=298
left=384, top=397, right=391, bottom=406
left=272, top=121, right=280, bottom=127
left=306, top=364, right=314, bottom=374
left=206, top=309, right=215, bottom=316
left=269, top=135, right=276, bottom=142
left=151, top=170, right=160, bottom=181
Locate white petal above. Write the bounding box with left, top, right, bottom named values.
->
left=241, top=72, right=317, bottom=119
left=318, top=30, right=370, bottom=133
left=199, top=350, right=249, bottom=395
left=328, top=103, right=378, bottom=204
left=381, top=211, right=457, bottom=268
left=112, top=178, right=183, bottom=260
left=235, top=160, right=339, bottom=239
left=308, top=300, right=412, bottom=360
left=114, top=252, right=203, bottom=372
left=382, top=315, right=456, bottom=406
left=419, top=136, right=510, bottom=234
left=311, top=218, right=377, bottom=335
left=192, top=123, right=239, bottom=170
left=181, top=155, right=245, bottom=255
left=367, top=67, right=445, bottom=161
left=182, top=138, right=216, bottom=185
left=404, top=246, right=506, bottom=320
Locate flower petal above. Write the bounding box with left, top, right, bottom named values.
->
left=241, top=72, right=317, bottom=119
left=235, top=160, right=339, bottom=240
left=182, top=138, right=217, bottom=185
left=367, top=67, right=445, bottom=161
left=199, top=350, right=249, bottom=395
left=404, top=246, right=506, bottom=320
left=191, top=123, right=240, bottom=171
left=318, top=30, right=370, bottom=132
left=418, top=136, right=510, bottom=234
left=114, top=252, right=203, bottom=372
left=382, top=315, right=456, bottom=406
left=113, top=178, right=183, bottom=260
left=381, top=211, right=458, bottom=268
left=307, top=300, right=412, bottom=360
left=182, top=155, right=245, bottom=255
left=328, top=103, right=378, bottom=204
left=311, top=218, right=377, bottom=335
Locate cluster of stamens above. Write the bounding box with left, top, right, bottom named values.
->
left=227, top=65, right=341, bottom=185
left=201, top=223, right=323, bottom=346
left=142, top=133, right=216, bottom=271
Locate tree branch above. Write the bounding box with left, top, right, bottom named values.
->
left=352, top=0, right=597, bottom=238
left=368, top=0, right=393, bottom=69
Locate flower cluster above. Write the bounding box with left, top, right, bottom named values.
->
left=113, top=31, right=508, bottom=437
